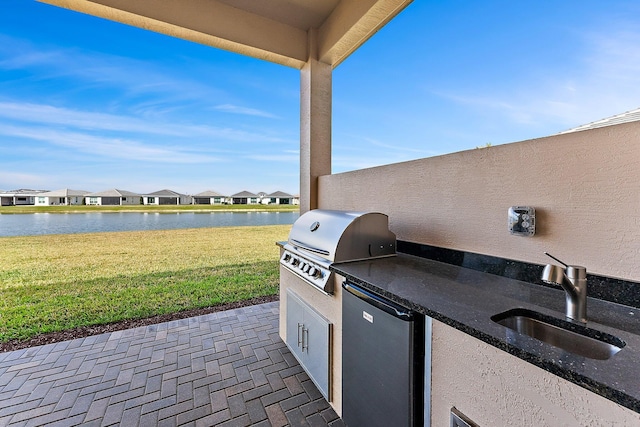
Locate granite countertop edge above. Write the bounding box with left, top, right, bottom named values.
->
left=330, top=253, right=640, bottom=414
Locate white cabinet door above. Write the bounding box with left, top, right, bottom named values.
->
left=286, top=289, right=332, bottom=400
left=286, top=290, right=305, bottom=361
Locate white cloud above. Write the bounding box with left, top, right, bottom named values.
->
left=0, top=124, right=220, bottom=163
left=328, top=135, right=442, bottom=172
left=361, top=137, right=440, bottom=156
left=0, top=102, right=165, bottom=133
left=0, top=171, right=50, bottom=189
left=0, top=36, right=224, bottom=104
left=0, top=101, right=289, bottom=144
left=0, top=36, right=286, bottom=130
left=245, top=153, right=298, bottom=162
left=586, top=29, right=640, bottom=78
left=428, top=26, right=640, bottom=133
left=213, top=104, right=279, bottom=119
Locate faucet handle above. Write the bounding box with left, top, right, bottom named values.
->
left=544, top=252, right=568, bottom=267
left=544, top=252, right=586, bottom=276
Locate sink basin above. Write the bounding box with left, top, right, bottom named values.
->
left=491, top=308, right=625, bottom=360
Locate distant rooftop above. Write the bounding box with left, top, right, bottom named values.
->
left=231, top=191, right=259, bottom=198
left=3, top=189, right=49, bottom=194
left=86, top=189, right=141, bottom=197
left=268, top=191, right=295, bottom=198
left=145, top=189, right=187, bottom=197
left=38, top=189, right=91, bottom=197
left=559, top=107, right=640, bottom=134
left=194, top=190, right=226, bottom=197
left=3, top=187, right=299, bottom=197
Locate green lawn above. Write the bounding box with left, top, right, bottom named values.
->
left=0, top=225, right=290, bottom=342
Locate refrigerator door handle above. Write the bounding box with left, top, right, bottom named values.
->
left=343, top=282, right=414, bottom=320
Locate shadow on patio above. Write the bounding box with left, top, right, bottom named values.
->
left=0, top=302, right=343, bottom=427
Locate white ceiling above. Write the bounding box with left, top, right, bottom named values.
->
left=40, top=0, right=413, bottom=69
left=216, top=0, right=342, bottom=30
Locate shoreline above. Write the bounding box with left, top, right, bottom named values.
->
left=0, top=205, right=299, bottom=214
left=0, top=210, right=298, bottom=238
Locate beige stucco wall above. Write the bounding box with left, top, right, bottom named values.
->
left=318, top=122, right=640, bottom=282
left=284, top=121, right=638, bottom=419
left=300, top=43, right=332, bottom=212
left=431, top=320, right=640, bottom=426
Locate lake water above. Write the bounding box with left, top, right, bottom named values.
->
left=0, top=211, right=299, bottom=237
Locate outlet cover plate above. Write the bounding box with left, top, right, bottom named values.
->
left=508, top=206, right=535, bottom=236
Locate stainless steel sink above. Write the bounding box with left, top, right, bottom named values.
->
left=491, top=308, right=625, bottom=360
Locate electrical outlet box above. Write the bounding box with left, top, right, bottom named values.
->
left=508, top=206, right=535, bottom=236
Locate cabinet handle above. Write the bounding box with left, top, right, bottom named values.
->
left=302, top=327, right=309, bottom=353
left=297, top=323, right=303, bottom=348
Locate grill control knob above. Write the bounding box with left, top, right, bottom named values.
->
left=308, top=267, right=317, bottom=277
left=283, top=254, right=291, bottom=262
left=292, top=258, right=299, bottom=266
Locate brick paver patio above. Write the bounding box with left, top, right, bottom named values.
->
left=0, top=302, right=343, bottom=427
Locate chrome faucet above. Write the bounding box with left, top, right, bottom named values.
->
left=541, top=252, right=587, bottom=323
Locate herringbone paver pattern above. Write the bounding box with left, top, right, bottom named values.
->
left=0, top=302, right=344, bottom=427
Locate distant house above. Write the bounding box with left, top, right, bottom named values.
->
left=265, top=191, right=298, bottom=205
left=85, top=189, right=141, bottom=206
left=0, top=189, right=47, bottom=206
left=558, top=107, right=640, bottom=134
left=35, top=189, right=90, bottom=206
left=143, top=189, right=192, bottom=205
left=231, top=191, right=260, bottom=205
left=192, top=190, right=227, bottom=205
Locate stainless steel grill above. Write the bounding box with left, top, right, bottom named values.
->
left=280, top=209, right=396, bottom=293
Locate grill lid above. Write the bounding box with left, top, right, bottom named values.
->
left=287, top=209, right=396, bottom=262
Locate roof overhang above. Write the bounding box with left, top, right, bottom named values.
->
left=39, top=0, right=413, bottom=69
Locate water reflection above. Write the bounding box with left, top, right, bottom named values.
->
left=0, top=211, right=299, bottom=237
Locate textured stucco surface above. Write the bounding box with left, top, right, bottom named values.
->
left=430, top=320, right=640, bottom=427
left=318, top=122, right=640, bottom=282
left=300, top=50, right=332, bottom=212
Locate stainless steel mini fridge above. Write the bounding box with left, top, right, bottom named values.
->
left=342, top=282, right=425, bottom=427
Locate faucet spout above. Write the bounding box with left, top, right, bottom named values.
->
left=542, top=264, right=570, bottom=290
left=542, top=263, right=587, bottom=323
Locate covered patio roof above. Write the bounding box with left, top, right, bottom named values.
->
left=40, top=0, right=412, bottom=69
left=39, top=0, right=413, bottom=212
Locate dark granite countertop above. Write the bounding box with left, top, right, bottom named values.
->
left=331, top=253, right=640, bottom=413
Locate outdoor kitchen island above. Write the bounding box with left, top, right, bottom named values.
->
left=277, top=209, right=399, bottom=421
left=329, top=252, right=640, bottom=426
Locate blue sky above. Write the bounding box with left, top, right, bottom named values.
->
left=2, top=1, right=640, bottom=195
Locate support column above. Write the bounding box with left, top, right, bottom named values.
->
left=300, top=29, right=332, bottom=214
